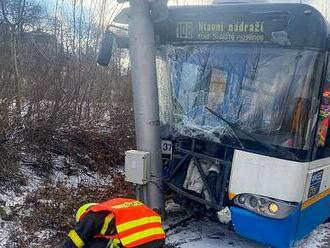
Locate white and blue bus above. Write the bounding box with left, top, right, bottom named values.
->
left=155, top=2, right=330, bottom=247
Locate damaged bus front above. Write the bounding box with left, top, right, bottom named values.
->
left=156, top=3, right=330, bottom=247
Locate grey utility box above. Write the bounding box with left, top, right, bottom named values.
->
left=125, top=150, right=151, bottom=185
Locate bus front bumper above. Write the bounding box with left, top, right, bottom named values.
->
left=230, top=206, right=301, bottom=248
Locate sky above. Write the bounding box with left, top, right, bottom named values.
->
left=36, top=0, right=329, bottom=23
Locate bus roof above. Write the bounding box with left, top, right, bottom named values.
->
left=155, top=3, right=329, bottom=49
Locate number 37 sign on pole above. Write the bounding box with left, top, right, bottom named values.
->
left=161, top=140, right=173, bottom=155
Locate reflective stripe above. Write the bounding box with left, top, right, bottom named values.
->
left=117, top=216, right=161, bottom=233
left=68, top=230, right=85, bottom=248
left=109, top=238, right=121, bottom=248
left=76, top=203, right=97, bottom=222
left=301, top=188, right=330, bottom=210
left=111, top=201, right=143, bottom=209
left=120, top=227, right=165, bottom=246
left=101, top=213, right=115, bottom=235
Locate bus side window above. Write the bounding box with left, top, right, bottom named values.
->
left=318, top=60, right=330, bottom=148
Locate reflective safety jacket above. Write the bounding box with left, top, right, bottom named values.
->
left=81, top=198, right=166, bottom=248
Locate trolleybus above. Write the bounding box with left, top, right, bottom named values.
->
left=155, top=2, right=330, bottom=247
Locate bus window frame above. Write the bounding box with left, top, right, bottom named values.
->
left=314, top=53, right=330, bottom=159
left=323, top=55, right=330, bottom=146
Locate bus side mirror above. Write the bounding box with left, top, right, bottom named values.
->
left=97, top=31, right=115, bottom=67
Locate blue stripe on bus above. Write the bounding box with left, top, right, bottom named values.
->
left=231, top=194, right=330, bottom=248
left=231, top=206, right=301, bottom=248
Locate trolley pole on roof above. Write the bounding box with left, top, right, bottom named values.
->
left=128, top=0, right=163, bottom=213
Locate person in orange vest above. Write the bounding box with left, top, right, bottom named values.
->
left=64, top=198, right=166, bottom=248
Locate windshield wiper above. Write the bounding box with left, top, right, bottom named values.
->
left=205, top=106, right=289, bottom=155
left=204, top=106, right=245, bottom=149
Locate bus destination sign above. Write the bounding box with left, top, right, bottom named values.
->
left=158, top=14, right=290, bottom=44
left=177, top=21, right=265, bottom=42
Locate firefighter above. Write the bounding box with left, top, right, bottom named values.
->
left=64, top=198, right=166, bottom=248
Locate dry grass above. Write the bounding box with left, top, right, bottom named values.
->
left=19, top=171, right=134, bottom=247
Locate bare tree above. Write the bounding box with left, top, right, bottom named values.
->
left=0, top=0, right=132, bottom=137
left=0, top=0, right=42, bottom=124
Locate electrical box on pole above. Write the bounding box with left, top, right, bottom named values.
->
left=125, top=150, right=151, bottom=185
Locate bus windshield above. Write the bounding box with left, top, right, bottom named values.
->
left=157, top=45, right=324, bottom=154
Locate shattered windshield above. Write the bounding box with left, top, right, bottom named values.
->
left=157, top=45, right=323, bottom=152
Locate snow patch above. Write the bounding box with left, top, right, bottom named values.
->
left=166, top=219, right=264, bottom=248
left=0, top=220, right=11, bottom=247
left=296, top=223, right=330, bottom=248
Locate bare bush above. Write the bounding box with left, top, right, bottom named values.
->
left=0, top=0, right=133, bottom=132
left=0, top=141, right=21, bottom=187
left=0, top=0, right=134, bottom=177
left=21, top=173, right=134, bottom=247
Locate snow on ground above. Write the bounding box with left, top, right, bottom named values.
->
left=0, top=164, right=42, bottom=247
left=0, top=220, right=10, bottom=247
left=0, top=190, right=25, bottom=247
left=0, top=161, right=113, bottom=247
left=166, top=219, right=330, bottom=248
left=50, top=156, right=114, bottom=188
left=166, top=218, right=264, bottom=248
left=1, top=164, right=330, bottom=247
left=165, top=202, right=330, bottom=248
left=296, top=224, right=330, bottom=248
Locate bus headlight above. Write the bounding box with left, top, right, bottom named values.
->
left=249, top=196, right=258, bottom=208
left=237, top=195, right=246, bottom=204
left=268, top=202, right=280, bottom=214
left=234, top=194, right=297, bottom=219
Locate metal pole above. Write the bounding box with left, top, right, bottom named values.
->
left=128, top=0, right=163, bottom=213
